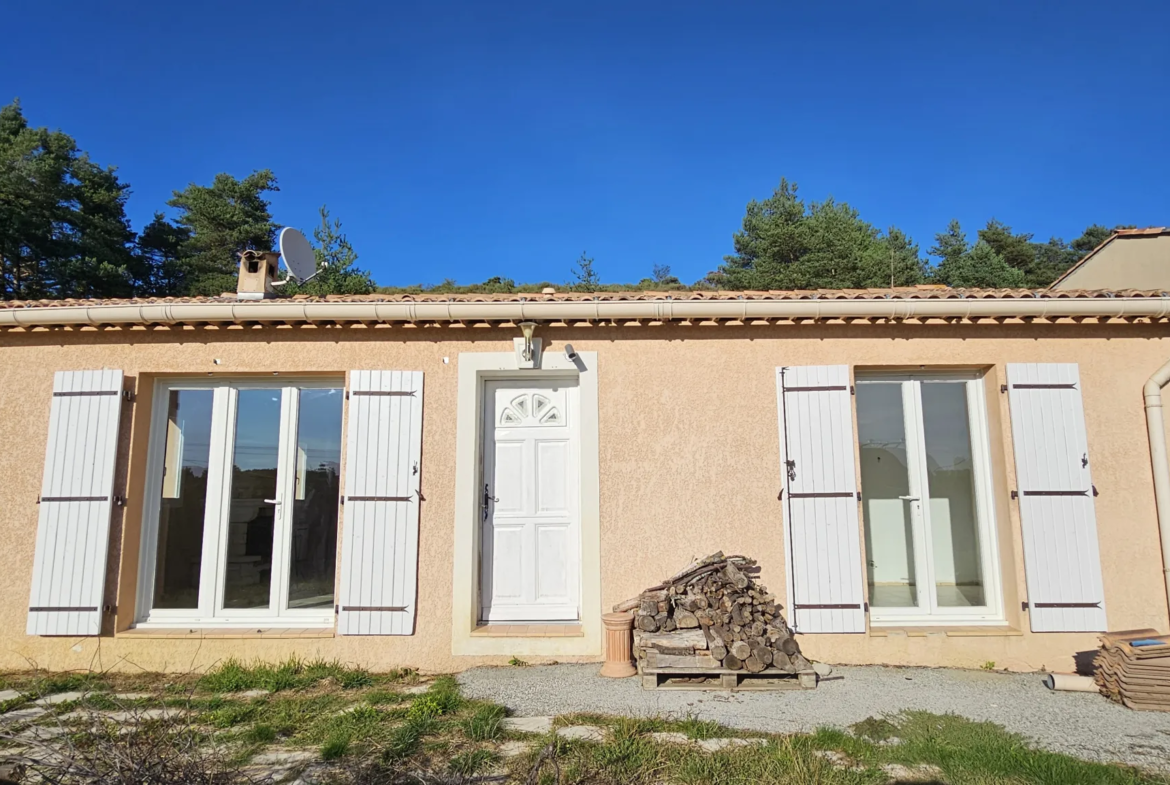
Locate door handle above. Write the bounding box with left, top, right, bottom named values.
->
left=898, top=495, right=920, bottom=502
left=263, top=498, right=282, bottom=505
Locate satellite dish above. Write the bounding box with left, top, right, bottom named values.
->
left=278, top=227, right=320, bottom=284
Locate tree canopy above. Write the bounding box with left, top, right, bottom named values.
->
left=0, top=101, right=1145, bottom=299
left=713, top=179, right=927, bottom=290
left=0, top=100, right=375, bottom=299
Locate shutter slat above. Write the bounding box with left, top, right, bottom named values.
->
left=28, top=370, right=123, bottom=636
left=338, top=370, right=424, bottom=635
left=1007, top=363, right=1107, bottom=632
left=777, top=366, right=866, bottom=633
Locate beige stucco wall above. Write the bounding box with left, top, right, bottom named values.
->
left=1053, top=234, right=1170, bottom=290
left=1, top=321, right=1169, bottom=675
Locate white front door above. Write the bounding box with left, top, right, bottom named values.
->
left=480, top=379, right=581, bottom=622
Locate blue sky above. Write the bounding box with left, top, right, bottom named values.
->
left=4, top=2, right=1168, bottom=287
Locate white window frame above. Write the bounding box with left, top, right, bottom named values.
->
left=135, top=377, right=344, bottom=629
left=856, top=370, right=1005, bottom=626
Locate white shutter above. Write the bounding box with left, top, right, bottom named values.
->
left=776, top=366, right=866, bottom=633
left=338, top=371, right=424, bottom=635
left=1007, top=363, right=1107, bottom=632
left=27, top=370, right=124, bottom=636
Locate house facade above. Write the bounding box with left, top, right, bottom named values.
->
left=3, top=287, right=1170, bottom=675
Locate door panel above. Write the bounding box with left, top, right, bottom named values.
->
left=481, top=381, right=580, bottom=622
left=536, top=441, right=570, bottom=513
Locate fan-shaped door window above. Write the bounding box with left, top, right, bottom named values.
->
left=499, top=392, right=563, bottom=427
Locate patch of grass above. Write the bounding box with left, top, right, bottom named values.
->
left=245, top=723, right=277, bottom=744
left=580, top=722, right=665, bottom=784
left=460, top=702, right=507, bottom=741
left=364, top=690, right=406, bottom=706
left=81, top=693, right=120, bottom=711
left=883, top=711, right=1159, bottom=785
left=671, top=716, right=728, bottom=740
left=982, top=660, right=997, bottom=671
left=849, top=716, right=899, bottom=742
left=202, top=702, right=257, bottom=729
left=337, top=667, right=375, bottom=690
left=321, top=733, right=351, bottom=760
left=302, top=704, right=390, bottom=748
left=33, top=672, right=108, bottom=695
left=508, top=656, right=529, bottom=667
left=382, top=716, right=436, bottom=762
left=406, top=677, right=463, bottom=722
left=196, top=656, right=377, bottom=694
left=449, top=748, right=498, bottom=777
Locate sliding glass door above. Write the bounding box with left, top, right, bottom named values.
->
left=855, top=373, right=1002, bottom=624
left=140, top=379, right=344, bottom=627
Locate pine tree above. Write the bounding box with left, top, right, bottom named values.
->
left=281, top=206, right=375, bottom=296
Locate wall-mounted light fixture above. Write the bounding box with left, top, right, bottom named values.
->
left=514, top=321, right=543, bottom=369
left=564, top=343, right=579, bottom=362
left=519, top=322, right=537, bottom=361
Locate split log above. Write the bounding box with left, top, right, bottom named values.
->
left=729, top=640, right=752, bottom=661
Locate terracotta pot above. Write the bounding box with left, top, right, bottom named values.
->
left=600, top=611, right=636, bottom=678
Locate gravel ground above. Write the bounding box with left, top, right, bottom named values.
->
left=459, top=664, right=1170, bottom=771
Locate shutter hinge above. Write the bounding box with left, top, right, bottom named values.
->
left=122, top=389, right=135, bottom=403
left=850, top=385, right=855, bottom=395
left=856, top=491, right=862, bottom=501
left=1093, top=485, right=1099, bottom=497
left=114, top=496, right=125, bottom=507
left=1001, top=384, right=1008, bottom=394
left=103, top=604, right=117, bottom=615
left=345, top=391, right=350, bottom=400
left=1021, top=601, right=1029, bottom=612
left=1011, top=490, right=1018, bottom=500
left=863, top=602, right=869, bottom=613
left=335, top=604, right=339, bottom=615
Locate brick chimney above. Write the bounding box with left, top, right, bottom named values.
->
left=236, top=249, right=280, bottom=300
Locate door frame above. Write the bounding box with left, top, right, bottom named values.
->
left=480, top=379, right=582, bottom=622
left=451, top=349, right=602, bottom=657
left=134, top=376, right=343, bottom=628
left=855, top=370, right=1005, bottom=625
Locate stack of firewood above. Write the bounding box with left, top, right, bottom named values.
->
left=615, top=552, right=812, bottom=674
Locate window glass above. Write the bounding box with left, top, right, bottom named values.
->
left=153, top=389, right=213, bottom=609
left=222, top=390, right=281, bottom=609
left=287, top=388, right=344, bottom=608
left=856, top=382, right=918, bottom=608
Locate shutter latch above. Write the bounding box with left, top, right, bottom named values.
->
left=122, top=389, right=135, bottom=403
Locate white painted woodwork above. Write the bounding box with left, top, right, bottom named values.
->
left=481, top=380, right=581, bottom=622
left=28, top=370, right=124, bottom=636
left=1007, top=363, right=1107, bottom=632
left=338, top=371, right=425, bottom=635
left=776, top=366, right=866, bottom=633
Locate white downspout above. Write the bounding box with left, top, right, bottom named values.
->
left=1143, top=358, right=1170, bottom=622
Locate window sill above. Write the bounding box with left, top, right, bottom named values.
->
left=471, top=624, right=583, bottom=638
left=119, top=627, right=335, bottom=640
left=869, top=626, right=1022, bottom=638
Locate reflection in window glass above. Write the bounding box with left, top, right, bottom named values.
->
left=921, top=382, right=985, bottom=607
left=856, top=382, right=918, bottom=608
left=153, top=390, right=213, bottom=609
left=223, top=390, right=281, bottom=609
left=287, top=388, right=344, bottom=608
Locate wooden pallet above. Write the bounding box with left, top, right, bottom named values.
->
left=640, top=665, right=817, bottom=691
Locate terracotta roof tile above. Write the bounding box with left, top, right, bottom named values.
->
left=2, top=287, right=1168, bottom=310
